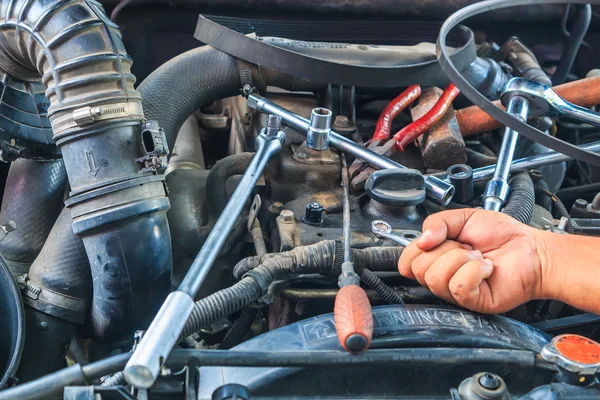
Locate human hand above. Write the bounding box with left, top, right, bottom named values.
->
left=398, top=208, right=548, bottom=314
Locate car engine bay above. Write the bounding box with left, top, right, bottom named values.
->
left=2, top=0, right=600, bottom=399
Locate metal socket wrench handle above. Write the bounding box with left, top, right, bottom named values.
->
left=124, top=118, right=286, bottom=389
left=248, top=94, right=455, bottom=206
left=433, top=141, right=600, bottom=184
left=483, top=96, right=530, bottom=211
left=307, top=107, right=332, bottom=150
left=371, top=220, right=412, bottom=247
left=503, top=77, right=600, bottom=125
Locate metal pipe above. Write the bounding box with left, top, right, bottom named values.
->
left=248, top=94, right=455, bottom=206
left=124, top=119, right=286, bottom=389
left=467, top=141, right=600, bottom=182
left=341, top=155, right=352, bottom=264
left=483, top=96, right=530, bottom=211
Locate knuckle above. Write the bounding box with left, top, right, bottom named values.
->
left=449, top=281, right=467, bottom=299
left=424, top=272, right=441, bottom=291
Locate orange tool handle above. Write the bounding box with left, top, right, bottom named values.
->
left=334, top=284, right=373, bottom=353
left=456, top=75, right=600, bottom=137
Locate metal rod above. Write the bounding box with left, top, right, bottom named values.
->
left=483, top=96, right=530, bottom=211
left=124, top=121, right=286, bottom=389
left=446, top=141, right=600, bottom=183
left=341, top=154, right=351, bottom=264
left=248, top=94, right=455, bottom=206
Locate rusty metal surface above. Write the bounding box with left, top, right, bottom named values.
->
left=411, top=87, right=466, bottom=170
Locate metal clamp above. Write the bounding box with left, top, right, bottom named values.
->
left=50, top=101, right=145, bottom=134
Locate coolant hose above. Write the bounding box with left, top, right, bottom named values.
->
left=0, top=0, right=172, bottom=344
left=502, top=172, right=535, bottom=224
left=552, top=4, right=591, bottom=85
left=138, top=47, right=242, bottom=149
left=0, top=159, right=66, bottom=276
left=16, top=209, right=91, bottom=382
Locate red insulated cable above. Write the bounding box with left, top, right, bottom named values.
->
left=393, top=84, right=461, bottom=151
left=371, top=85, right=421, bottom=141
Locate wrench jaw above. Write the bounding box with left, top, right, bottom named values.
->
left=501, top=78, right=551, bottom=118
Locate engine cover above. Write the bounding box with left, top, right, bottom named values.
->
left=198, top=305, right=551, bottom=399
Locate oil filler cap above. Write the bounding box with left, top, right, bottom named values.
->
left=541, top=334, right=600, bottom=383
left=365, top=169, right=425, bottom=207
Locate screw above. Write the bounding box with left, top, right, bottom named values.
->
left=297, top=152, right=307, bottom=159
left=39, top=321, right=49, bottom=332
left=478, top=373, right=500, bottom=390
left=280, top=209, right=295, bottom=224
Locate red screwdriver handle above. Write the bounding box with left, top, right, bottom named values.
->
left=334, top=284, right=373, bottom=353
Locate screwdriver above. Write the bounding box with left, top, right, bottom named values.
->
left=334, top=154, right=373, bottom=353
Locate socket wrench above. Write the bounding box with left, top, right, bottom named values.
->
left=124, top=116, right=286, bottom=389
left=247, top=94, right=455, bottom=206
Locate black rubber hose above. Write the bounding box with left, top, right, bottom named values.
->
left=25, top=208, right=91, bottom=324
left=181, top=265, right=281, bottom=340
left=138, top=47, right=242, bottom=149
left=0, top=159, right=66, bottom=275
left=0, top=0, right=172, bottom=345
left=206, top=153, right=255, bottom=220
left=466, top=148, right=497, bottom=168
left=359, top=269, right=404, bottom=304
left=552, top=4, right=592, bottom=85
left=503, top=172, right=535, bottom=224
left=218, top=307, right=260, bottom=349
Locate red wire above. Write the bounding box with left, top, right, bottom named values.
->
left=393, top=84, right=460, bottom=151
left=371, top=85, right=421, bottom=141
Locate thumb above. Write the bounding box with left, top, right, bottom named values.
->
left=417, top=208, right=479, bottom=251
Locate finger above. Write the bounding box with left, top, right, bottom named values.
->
left=411, top=241, right=472, bottom=286
left=423, top=248, right=483, bottom=301
left=398, top=241, right=422, bottom=279
left=417, top=208, right=479, bottom=251
left=448, top=258, right=494, bottom=311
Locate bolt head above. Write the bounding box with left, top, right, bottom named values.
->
left=280, top=209, right=295, bottom=223
left=334, top=115, right=349, bottom=127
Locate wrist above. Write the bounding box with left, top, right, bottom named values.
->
left=531, top=229, right=565, bottom=301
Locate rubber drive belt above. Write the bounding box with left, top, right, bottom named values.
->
left=194, top=16, right=476, bottom=88
left=437, top=0, right=600, bottom=168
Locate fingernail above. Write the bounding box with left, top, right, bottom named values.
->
left=419, top=230, right=432, bottom=242
left=480, top=259, right=494, bottom=275
left=469, top=250, right=483, bottom=259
